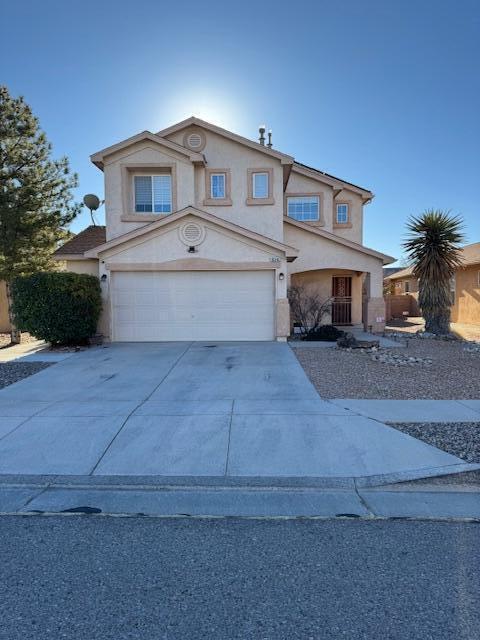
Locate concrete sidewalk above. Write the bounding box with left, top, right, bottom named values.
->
left=332, top=399, right=480, bottom=422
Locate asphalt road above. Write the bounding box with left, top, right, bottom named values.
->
left=1, top=515, right=479, bottom=640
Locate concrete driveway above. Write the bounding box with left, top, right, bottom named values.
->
left=0, top=342, right=468, bottom=479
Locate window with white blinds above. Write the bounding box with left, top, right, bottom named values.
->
left=134, top=175, right=172, bottom=213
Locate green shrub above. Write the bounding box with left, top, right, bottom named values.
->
left=303, top=325, right=345, bottom=342
left=11, top=272, right=102, bottom=345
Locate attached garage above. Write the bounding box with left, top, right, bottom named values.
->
left=111, top=270, right=275, bottom=342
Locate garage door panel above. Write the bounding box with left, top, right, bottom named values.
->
left=111, top=271, right=275, bottom=342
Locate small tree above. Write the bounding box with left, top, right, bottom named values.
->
left=403, top=210, right=464, bottom=335
left=0, top=86, right=80, bottom=342
left=288, top=284, right=332, bottom=335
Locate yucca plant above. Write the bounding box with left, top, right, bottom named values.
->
left=403, top=210, right=464, bottom=335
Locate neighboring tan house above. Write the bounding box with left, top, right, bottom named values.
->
left=53, top=117, right=394, bottom=342
left=384, top=242, right=480, bottom=324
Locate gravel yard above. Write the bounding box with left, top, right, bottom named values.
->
left=0, top=362, right=51, bottom=389
left=292, top=337, right=480, bottom=399
left=388, top=422, right=480, bottom=464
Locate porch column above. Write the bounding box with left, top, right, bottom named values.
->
left=364, top=268, right=386, bottom=334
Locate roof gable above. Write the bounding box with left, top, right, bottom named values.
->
left=284, top=216, right=394, bottom=265
left=90, top=131, right=205, bottom=169
left=157, top=117, right=294, bottom=165
left=85, top=206, right=299, bottom=260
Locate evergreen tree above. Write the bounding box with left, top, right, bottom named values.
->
left=0, top=85, right=80, bottom=340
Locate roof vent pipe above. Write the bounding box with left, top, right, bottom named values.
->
left=267, top=130, right=272, bottom=148
left=258, top=125, right=266, bottom=145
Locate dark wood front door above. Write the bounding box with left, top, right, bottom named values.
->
left=332, top=276, right=352, bottom=325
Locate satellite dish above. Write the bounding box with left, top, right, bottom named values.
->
left=82, top=194, right=103, bottom=225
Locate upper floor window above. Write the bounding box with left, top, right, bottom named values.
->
left=287, top=196, right=320, bottom=222
left=204, top=168, right=231, bottom=206
left=336, top=203, right=349, bottom=224
left=210, top=173, right=226, bottom=199
left=246, top=168, right=274, bottom=205
left=134, top=175, right=172, bottom=213
left=252, top=172, right=269, bottom=198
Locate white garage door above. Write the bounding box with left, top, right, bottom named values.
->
left=111, top=271, right=275, bottom=341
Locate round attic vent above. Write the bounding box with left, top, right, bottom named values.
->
left=187, top=133, right=202, bottom=148
left=183, top=129, right=206, bottom=152
left=179, top=222, right=205, bottom=246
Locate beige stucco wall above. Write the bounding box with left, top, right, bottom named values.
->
left=167, top=129, right=285, bottom=242
left=285, top=171, right=334, bottom=231
left=103, top=142, right=195, bottom=241
left=331, top=190, right=363, bottom=244
left=392, top=277, right=419, bottom=295
left=0, top=281, right=11, bottom=332
left=101, top=216, right=287, bottom=268
left=285, top=170, right=363, bottom=243
left=452, top=265, right=480, bottom=324
left=291, top=269, right=363, bottom=326
left=63, top=259, right=99, bottom=276
left=284, top=224, right=384, bottom=297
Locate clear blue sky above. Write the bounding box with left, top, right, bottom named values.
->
left=1, top=0, right=478, bottom=263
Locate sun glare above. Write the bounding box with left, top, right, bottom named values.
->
left=159, top=90, right=247, bottom=133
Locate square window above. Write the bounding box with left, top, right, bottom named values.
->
left=210, top=173, right=226, bottom=199
left=253, top=172, right=269, bottom=198
left=336, top=204, right=348, bottom=224
left=134, top=175, right=172, bottom=214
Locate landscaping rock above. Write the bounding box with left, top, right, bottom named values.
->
left=292, top=337, right=480, bottom=399
left=388, top=422, right=480, bottom=463
left=370, top=351, right=432, bottom=367
left=463, top=342, right=480, bottom=354
left=336, top=332, right=358, bottom=348
left=0, top=362, right=51, bottom=389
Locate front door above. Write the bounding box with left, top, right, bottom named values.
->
left=332, top=276, right=352, bottom=325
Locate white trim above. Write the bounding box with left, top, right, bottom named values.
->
left=252, top=171, right=269, bottom=199
left=210, top=172, right=226, bottom=199
left=336, top=203, right=349, bottom=224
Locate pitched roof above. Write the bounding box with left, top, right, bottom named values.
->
left=156, top=116, right=294, bottom=165
left=384, top=266, right=414, bottom=281
left=385, top=243, right=480, bottom=280
left=383, top=267, right=404, bottom=278
left=284, top=216, right=395, bottom=265
left=90, top=131, right=205, bottom=170
left=54, top=225, right=106, bottom=257
left=461, top=242, right=480, bottom=265
left=85, top=206, right=299, bottom=261
left=292, top=161, right=373, bottom=198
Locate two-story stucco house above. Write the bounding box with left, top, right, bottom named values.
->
left=54, top=117, right=394, bottom=342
